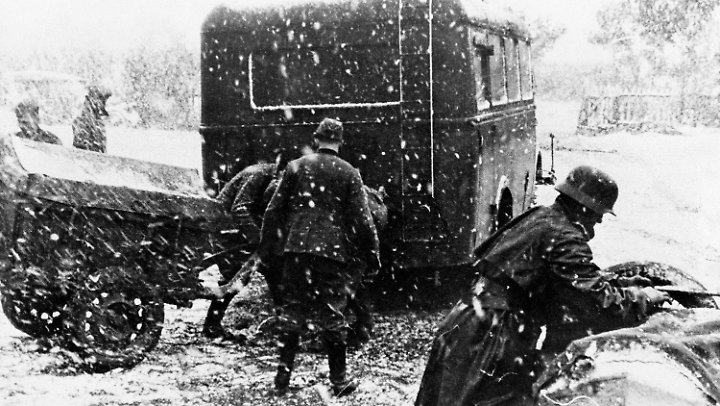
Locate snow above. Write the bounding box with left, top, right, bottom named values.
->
left=535, top=100, right=720, bottom=293
left=0, top=100, right=719, bottom=404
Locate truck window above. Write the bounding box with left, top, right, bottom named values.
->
left=249, top=45, right=399, bottom=108
left=505, top=38, right=521, bottom=102
left=519, top=40, right=533, bottom=100
left=472, top=31, right=492, bottom=111
left=489, top=34, right=507, bottom=106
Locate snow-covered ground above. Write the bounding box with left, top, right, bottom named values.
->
left=0, top=100, right=719, bottom=405
left=535, top=100, right=720, bottom=292
left=45, top=124, right=203, bottom=173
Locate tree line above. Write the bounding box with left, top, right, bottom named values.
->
left=2, top=0, right=717, bottom=130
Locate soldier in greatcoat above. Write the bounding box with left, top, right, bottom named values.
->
left=257, top=118, right=380, bottom=397
left=415, top=165, right=671, bottom=406
left=72, top=85, right=111, bottom=153
left=13, top=100, right=62, bottom=145
left=202, top=149, right=288, bottom=340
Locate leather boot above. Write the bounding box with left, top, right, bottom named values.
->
left=274, top=332, right=299, bottom=395
left=202, top=297, right=232, bottom=338
left=327, top=340, right=358, bottom=397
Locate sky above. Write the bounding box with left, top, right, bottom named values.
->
left=0, top=0, right=612, bottom=63
left=506, top=0, right=612, bottom=64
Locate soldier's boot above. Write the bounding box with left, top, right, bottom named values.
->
left=327, top=340, right=359, bottom=397
left=202, top=296, right=244, bottom=341
left=274, top=332, right=299, bottom=395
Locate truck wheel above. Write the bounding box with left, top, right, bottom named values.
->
left=65, top=269, right=165, bottom=372
left=1, top=289, right=65, bottom=338
left=0, top=267, right=67, bottom=338
left=604, top=261, right=718, bottom=309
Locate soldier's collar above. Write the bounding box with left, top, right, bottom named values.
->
left=317, top=148, right=338, bottom=156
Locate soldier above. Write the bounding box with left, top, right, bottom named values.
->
left=202, top=149, right=289, bottom=340
left=415, top=165, right=671, bottom=406
left=258, top=118, right=380, bottom=397
left=72, top=85, right=112, bottom=153
left=210, top=183, right=387, bottom=347
left=13, top=100, right=62, bottom=145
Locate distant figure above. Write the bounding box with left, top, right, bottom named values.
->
left=73, top=85, right=112, bottom=153
left=13, top=100, right=62, bottom=145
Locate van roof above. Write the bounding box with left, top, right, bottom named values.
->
left=203, top=0, right=530, bottom=39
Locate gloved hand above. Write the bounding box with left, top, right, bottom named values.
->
left=625, top=286, right=672, bottom=318
left=617, top=275, right=653, bottom=287
left=640, top=286, right=672, bottom=306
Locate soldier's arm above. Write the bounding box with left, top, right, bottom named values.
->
left=346, top=172, right=380, bottom=268
left=43, top=130, right=62, bottom=145
left=257, top=165, right=292, bottom=261
left=548, top=231, right=659, bottom=321
left=229, top=172, right=268, bottom=237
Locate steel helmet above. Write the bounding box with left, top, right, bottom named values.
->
left=555, top=165, right=618, bottom=215
left=313, top=118, right=343, bottom=142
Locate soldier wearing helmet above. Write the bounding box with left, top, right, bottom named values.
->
left=72, top=85, right=112, bottom=153
left=13, top=100, right=62, bottom=145
left=257, top=117, right=380, bottom=397
left=415, top=165, right=670, bottom=406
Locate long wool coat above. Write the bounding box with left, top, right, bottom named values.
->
left=415, top=201, right=652, bottom=406
left=258, top=148, right=379, bottom=267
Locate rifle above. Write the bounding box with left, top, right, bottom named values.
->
left=656, top=285, right=720, bottom=297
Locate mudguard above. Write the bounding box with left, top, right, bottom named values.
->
left=536, top=261, right=720, bottom=406
left=536, top=308, right=720, bottom=406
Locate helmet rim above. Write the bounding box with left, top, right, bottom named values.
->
left=554, top=165, right=618, bottom=216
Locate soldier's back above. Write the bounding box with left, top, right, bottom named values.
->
left=72, top=109, right=106, bottom=152
left=270, top=150, right=369, bottom=263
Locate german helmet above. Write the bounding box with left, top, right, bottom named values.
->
left=555, top=165, right=618, bottom=215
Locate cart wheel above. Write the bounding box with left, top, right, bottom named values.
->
left=605, top=261, right=718, bottom=309
left=65, top=270, right=164, bottom=372
left=1, top=289, right=66, bottom=338
left=0, top=267, right=68, bottom=338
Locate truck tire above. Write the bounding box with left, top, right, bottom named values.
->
left=604, top=261, right=718, bottom=309
left=0, top=267, right=68, bottom=338
left=65, top=267, right=165, bottom=372
left=1, top=289, right=65, bottom=338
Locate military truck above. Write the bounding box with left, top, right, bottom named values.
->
left=200, top=0, right=539, bottom=274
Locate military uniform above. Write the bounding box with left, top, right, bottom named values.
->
left=73, top=86, right=111, bottom=153
left=13, top=100, right=62, bottom=145
left=203, top=162, right=282, bottom=338
left=259, top=146, right=379, bottom=393
left=72, top=109, right=106, bottom=153
left=217, top=162, right=278, bottom=244
left=15, top=128, right=62, bottom=145
left=415, top=199, right=661, bottom=406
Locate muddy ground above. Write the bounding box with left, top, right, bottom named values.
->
left=1, top=100, right=719, bottom=405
